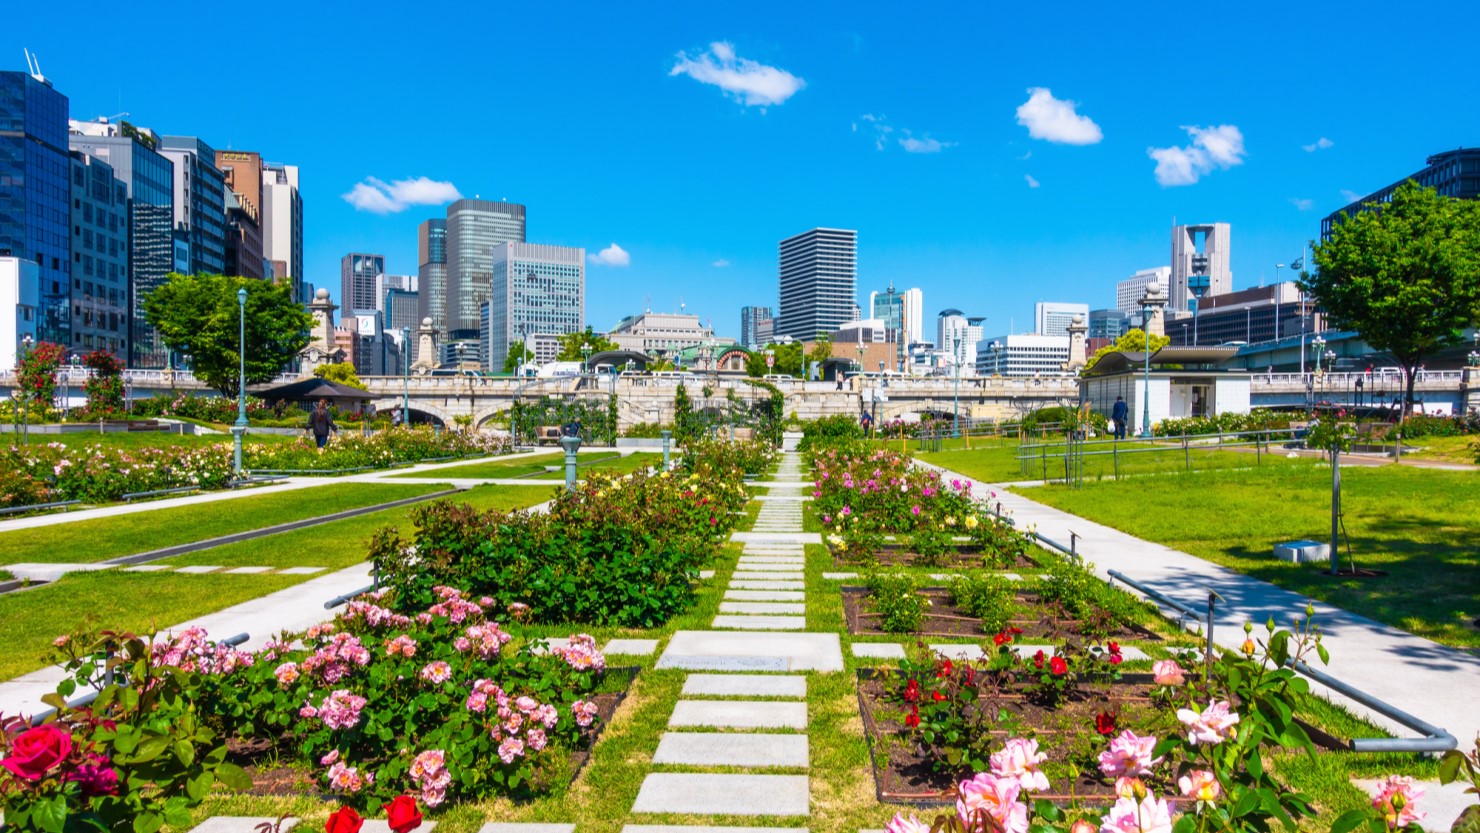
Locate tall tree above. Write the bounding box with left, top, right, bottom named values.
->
left=503, top=340, right=529, bottom=373
left=747, top=341, right=803, bottom=376
left=1304, top=183, right=1480, bottom=420
left=314, top=362, right=368, bottom=390
left=144, top=273, right=313, bottom=397
left=1082, top=328, right=1172, bottom=372
left=806, top=337, right=834, bottom=379
left=556, top=327, right=619, bottom=361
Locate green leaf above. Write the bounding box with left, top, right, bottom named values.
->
left=1232, top=789, right=1261, bottom=818
left=133, top=810, right=165, bottom=833
left=216, top=762, right=253, bottom=791
left=1330, top=809, right=1372, bottom=833
left=32, top=795, right=69, bottom=833
left=1438, top=751, right=1464, bottom=785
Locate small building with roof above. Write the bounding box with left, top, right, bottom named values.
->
left=1079, top=346, right=1249, bottom=430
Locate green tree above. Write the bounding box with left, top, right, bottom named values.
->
left=673, top=382, right=695, bottom=443
left=1083, top=328, right=1172, bottom=372
left=556, top=327, right=619, bottom=362
left=503, top=340, right=531, bottom=373
left=143, top=273, right=313, bottom=397
left=806, top=337, right=833, bottom=379
left=1304, top=183, right=1480, bottom=420
left=314, top=362, right=368, bottom=390
left=747, top=341, right=803, bottom=377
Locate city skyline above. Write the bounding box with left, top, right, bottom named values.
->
left=6, top=2, right=1479, bottom=343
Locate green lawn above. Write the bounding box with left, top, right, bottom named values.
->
left=388, top=452, right=566, bottom=479
left=918, top=437, right=1315, bottom=484
left=914, top=442, right=1028, bottom=483
left=528, top=453, right=661, bottom=480
left=1019, top=463, right=1480, bottom=648
left=0, top=482, right=451, bottom=566
left=4, top=429, right=293, bottom=450
left=1402, top=434, right=1479, bottom=465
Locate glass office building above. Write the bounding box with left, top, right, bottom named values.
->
left=417, top=218, right=447, bottom=335
left=159, top=136, right=227, bottom=276
left=0, top=71, right=72, bottom=347
left=69, top=151, right=129, bottom=357
left=445, top=200, right=526, bottom=340
left=485, top=242, right=583, bottom=371
left=1321, top=148, right=1480, bottom=241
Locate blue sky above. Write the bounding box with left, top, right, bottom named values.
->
left=9, top=1, right=1479, bottom=341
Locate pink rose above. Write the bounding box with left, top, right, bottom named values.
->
left=1177, top=701, right=1240, bottom=745
left=1, top=724, right=73, bottom=781
left=1151, top=660, right=1185, bottom=686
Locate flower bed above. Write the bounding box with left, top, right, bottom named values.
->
left=678, top=437, right=777, bottom=477
left=828, top=538, right=1040, bottom=570
left=244, top=427, right=509, bottom=473
left=841, top=586, right=1161, bottom=643
left=0, top=441, right=235, bottom=507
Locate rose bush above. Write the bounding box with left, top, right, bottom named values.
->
left=0, top=441, right=235, bottom=507
left=244, top=427, right=510, bottom=473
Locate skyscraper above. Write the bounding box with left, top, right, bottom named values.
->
left=1, top=70, right=71, bottom=347
left=1034, top=302, right=1090, bottom=337
left=868, top=285, right=924, bottom=346
left=1116, top=267, right=1171, bottom=314
left=484, top=242, right=583, bottom=371
left=262, top=162, right=303, bottom=300
left=340, top=253, right=384, bottom=314
left=216, top=150, right=266, bottom=281
left=68, top=151, right=129, bottom=357
left=158, top=136, right=226, bottom=277
left=417, top=218, right=447, bottom=334
left=1169, top=224, right=1231, bottom=312
left=1321, top=149, right=1480, bottom=241
left=739, top=305, right=773, bottom=349
left=938, top=309, right=984, bottom=369
left=776, top=228, right=857, bottom=342
left=445, top=200, right=526, bottom=339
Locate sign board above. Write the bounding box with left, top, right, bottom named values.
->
left=766, top=355, right=774, bottom=368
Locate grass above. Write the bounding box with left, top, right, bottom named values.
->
left=527, top=452, right=662, bottom=480
left=0, top=482, right=452, bottom=566
left=1019, top=463, right=1480, bottom=648
left=388, top=452, right=565, bottom=478
left=1402, top=434, right=1479, bottom=465
left=917, top=437, right=1315, bottom=484
left=4, top=429, right=293, bottom=450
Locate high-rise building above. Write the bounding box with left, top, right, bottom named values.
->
left=1116, top=267, right=1171, bottom=314
left=739, top=305, right=773, bottom=350
left=484, top=242, right=583, bottom=372
left=1, top=70, right=71, bottom=348
left=383, top=287, right=420, bottom=336
left=1173, top=281, right=1313, bottom=346
left=262, top=162, right=303, bottom=300
left=1, top=257, right=40, bottom=368
left=868, top=285, right=924, bottom=347
left=937, top=309, right=984, bottom=370
left=68, top=151, right=129, bottom=357
left=1088, top=309, right=1128, bottom=341
left=221, top=190, right=264, bottom=279
left=1169, top=224, right=1231, bottom=312
left=975, top=333, right=1069, bottom=376
left=445, top=200, right=526, bottom=339
left=340, top=253, right=384, bottom=314
left=159, top=136, right=227, bottom=276
left=70, top=128, right=175, bottom=368
left=347, top=309, right=386, bottom=375
left=1321, top=148, right=1480, bottom=241
left=1035, top=301, right=1090, bottom=337
left=417, top=218, right=447, bottom=335
left=753, top=316, right=775, bottom=347
left=376, top=273, right=416, bottom=314
left=776, top=228, right=857, bottom=342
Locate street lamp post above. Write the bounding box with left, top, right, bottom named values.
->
left=1140, top=302, right=1154, bottom=439
left=580, top=343, right=592, bottom=375
left=952, top=332, right=962, bottom=438
left=400, top=325, right=411, bottom=426
left=991, top=340, right=1003, bottom=376
left=232, top=287, right=248, bottom=477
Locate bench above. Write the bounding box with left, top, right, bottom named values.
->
left=535, top=425, right=563, bottom=445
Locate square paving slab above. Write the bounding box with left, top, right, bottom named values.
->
left=653, top=732, right=809, bottom=767
left=711, top=615, right=806, bottom=630
left=731, top=571, right=804, bottom=581
left=224, top=566, right=272, bottom=574
left=175, top=566, right=223, bottom=574
left=851, top=642, right=907, bottom=659
left=681, top=674, right=807, bottom=698
left=478, top=826, right=575, bottom=833
left=277, top=566, right=326, bottom=575
left=361, top=823, right=437, bottom=833
left=658, top=630, right=843, bottom=672
left=730, top=532, right=821, bottom=544
left=727, top=580, right=804, bottom=590
left=719, top=602, right=806, bottom=615
left=602, top=639, right=660, bottom=656
left=724, top=590, right=805, bottom=602
left=190, top=818, right=300, bottom=833
left=630, top=773, right=809, bottom=816
left=123, top=565, right=173, bottom=572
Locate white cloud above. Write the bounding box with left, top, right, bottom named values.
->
left=588, top=243, right=631, bottom=267
left=1019, top=150, right=1032, bottom=160
left=858, top=113, right=894, bottom=150
left=1015, top=88, right=1103, bottom=145
left=341, top=176, right=461, bottom=214
left=1303, top=137, right=1334, bottom=152
left=1147, top=125, right=1246, bottom=186
left=1025, top=174, right=1041, bottom=189
left=858, top=115, right=951, bottom=153
left=1289, top=197, right=1315, bottom=211
left=1340, top=189, right=1364, bottom=204
left=899, top=133, right=953, bottom=153
left=712, top=259, right=731, bottom=268
left=670, top=42, right=804, bottom=107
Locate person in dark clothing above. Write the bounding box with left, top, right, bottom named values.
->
left=1111, top=396, right=1129, bottom=440
left=307, top=398, right=338, bottom=450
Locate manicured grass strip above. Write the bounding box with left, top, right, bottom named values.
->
left=387, top=452, right=565, bottom=479
left=0, top=572, right=302, bottom=682
left=6, top=430, right=294, bottom=450
left=528, top=453, right=662, bottom=480
left=919, top=439, right=1310, bottom=484
left=0, top=482, right=450, bottom=566
left=1020, top=464, right=1480, bottom=648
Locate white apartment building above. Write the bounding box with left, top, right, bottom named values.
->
left=937, top=309, right=984, bottom=370
left=1034, top=302, right=1090, bottom=337
left=976, top=333, right=1070, bottom=377
left=1116, top=267, right=1171, bottom=314
left=2, top=257, right=40, bottom=370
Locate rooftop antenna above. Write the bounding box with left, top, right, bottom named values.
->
left=23, top=49, right=48, bottom=84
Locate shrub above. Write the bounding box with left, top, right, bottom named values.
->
left=949, top=573, right=1018, bottom=634
left=0, top=441, right=235, bottom=507
left=244, top=427, right=508, bottom=472
left=79, top=350, right=126, bottom=417
left=865, top=572, right=927, bottom=633
left=796, top=414, right=864, bottom=451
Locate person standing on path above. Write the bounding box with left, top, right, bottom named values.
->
left=307, top=398, right=338, bottom=450
left=1111, top=396, right=1128, bottom=440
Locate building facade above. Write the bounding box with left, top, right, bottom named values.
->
left=776, top=227, right=857, bottom=342
left=868, top=285, right=924, bottom=346
left=1170, top=224, right=1231, bottom=313
left=159, top=136, right=227, bottom=276
left=261, top=162, right=302, bottom=299
left=384, top=287, right=420, bottom=336
left=608, top=311, right=715, bottom=354
left=445, top=200, right=526, bottom=340
left=340, top=253, right=383, bottom=315
left=1321, top=148, right=1480, bottom=240
left=1035, top=301, right=1090, bottom=337
left=937, top=309, right=984, bottom=370
left=1, top=256, right=39, bottom=368
left=1088, top=308, right=1127, bottom=342
left=1169, top=281, right=1317, bottom=347
left=68, top=151, right=129, bottom=357
left=221, top=191, right=264, bottom=280
left=485, top=242, right=583, bottom=371
left=417, top=218, right=447, bottom=336
left=739, top=305, right=773, bottom=350
left=1116, top=266, right=1170, bottom=314
left=1, top=71, right=71, bottom=348
left=975, top=333, right=1069, bottom=376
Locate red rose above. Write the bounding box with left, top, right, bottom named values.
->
left=386, top=796, right=422, bottom=833
left=1, top=724, right=73, bottom=781
left=964, top=667, right=976, bottom=686
left=931, top=690, right=945, bottom=702
left=1050, top=656, right=1068, bottom=676
left=993, top=632, right=1009, bottom=646
left=939, top=660, right=954, bottom=677
left=1107, top=641, right=1120, bottom=654
left=1095, top=712, right=1117, bottom=736
left=326, top=807, right=364, bottom=833
left=1033, top=650, right=1045, bottom=669
left=905, top=706, right=920, bottom=728
left=903, top=679, right=920, bottom=702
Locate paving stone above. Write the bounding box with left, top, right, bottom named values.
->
left=735, top=560, right=805, bottom=568
left=728, top=580, right=804, bottom=590
left=277, top=566, right=326, bottom=575
left=658, top=630, right=843, bottom=672
left=730, top=532, right=821, bottom=544
left=175, top=565, right=223, bottom=574
left=123, top=565, right=173, bottom=572
left=224, top=566, right=273, bottom=574
left=928, top=573, right=964, bottom=581
left=821, top=572, right=859, bottom=580
left=189, top=818, right=300, bottom=833
left=698, top=570, right=716, bottom=579
left=724, top=590, right=805, bottom=602
left=478, top=825, right=574, bottom=833
left=653, top=732, right=809, bottom=767
left=602, top=639, right=659, bottom=656
left=711, top=615, right=805, bottom=630
left=4, top=562, right=116, bottom=582
left=851, top=642, right=907, bottom=659
left=682, top=674, right=807, bottom=698
left=622, top=824, right=807, bottom=832
left=742, top=547, right=807, bottom=555
left=631, top=773, right=808, bottom=815
left=719, top=601, right=806, bottom=615
left=731, top=571, right=804, bottom=581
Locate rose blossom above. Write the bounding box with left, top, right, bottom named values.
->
left=497, top=737, right=525, bottom=764
left=1177, top=701, right=1240, bottom=745
left=989, top=738, right=1051, bottom=792
left=525, top=728, right=548, bottom=751
left=1152, top=660, right=1185, bottom=686
left=956, top=772, right=1029, bottom=833
left=571, top=699, right=599, bottom=728
left=419, top=661, right=451, bottom=683
left=1, top=724, right=73, bottom=781
left=1099, top=795, right=1174, bottom=833
left=1178, top=769, right=1220, bottom=803
left=274, top=662, right=300, bottom=686
left=1097, top=730, right=1162, bottom=779
left=885, top=814, right=934, bottom=833
left=1372, top=775, right=1425, bottom=829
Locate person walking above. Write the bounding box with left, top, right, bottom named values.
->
left=1111, top=395, right=1129, bottom=440
left=307, top=398, right=338, bottom=450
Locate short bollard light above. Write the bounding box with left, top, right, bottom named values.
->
left=560, top=434, right=582, bottom=492
left=661, top=429, right=672, bottom=471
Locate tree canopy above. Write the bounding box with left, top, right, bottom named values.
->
left=746, top=342, right=804, bottom=377
left=1303, top=183, right=1480, bottom=415
left=1082, top=328, right=1172, bottom=372
left=503, top=340, right=529, bottom=373
left=556, top=327, right=619, bottom=361
left=806, top=338, right=834, bottom=379
left=314, top=362, right=368, bottom=390
left=143, top=273, right=312, bottom=397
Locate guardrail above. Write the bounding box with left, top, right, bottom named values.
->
left=123, top=485, right=201, bottom=502
left=1016, top=427, right=1307, bottom=481
left=0, top=499, right=82, bottom=517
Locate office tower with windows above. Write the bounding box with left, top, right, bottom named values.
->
left=262, top=162, right=302, bottom=298
left=446, top=199, right=526, bottom=339
left=1034, top=301, right=1090, bottom=337
left=485, top=242, right=583, bottom=371
left=215, top=150, right=266, bottom=280
left=937, top=309, right=984, bottom=369
left=1, top=70, right=71, bottom=347
left=159, top=136, right=226, bottom=276
left=1322, top=149, right=1480, bottom=241
left=776, top=228, right=857, bottom=342
left=384, top=287, right=420, bottom=334
left=868, top=285, right=924, bottom=346
left=68, top=151, right=129, bottom=357
left=417, top=218, right=447, bottom=334
left=1116, top=266, right=1171, bottom=314
left=740, top=305, right=773, bottom=349
left=70, top=130, right=175, bottom=368
left=1170, top=224, right=1231, bottom=312
left=1088, top=308, right=1128, bottom=342
left=340, top=253, right=384, bottom=314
